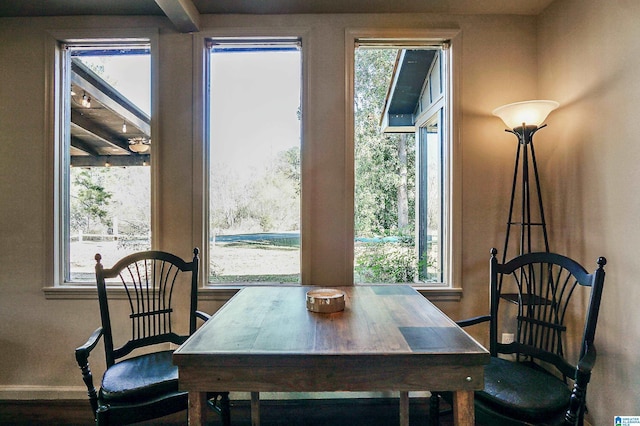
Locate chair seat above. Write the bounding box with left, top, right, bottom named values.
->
left=100, top=350, right=180, bottom=403
left=476, top=357, right=571, bottom=423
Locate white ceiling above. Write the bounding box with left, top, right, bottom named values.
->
left=0, top=0, right=555, bottom=17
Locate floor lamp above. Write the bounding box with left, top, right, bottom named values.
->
left=492, top=100, right=559, bottom=263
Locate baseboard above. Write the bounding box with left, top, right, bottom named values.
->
left=0, top=386, right=89, bottom=400
left=0, top=396, right=435, bottom=426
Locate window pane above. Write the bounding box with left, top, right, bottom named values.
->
left=418, top=114, right=443, bottom=282
left=354, top=45, right=445, bottom=285
left=354, top=47, right=417, bottom=284
left=66, top=44, right=151, bottom=282
left=208, top=42, right=301, bottom=284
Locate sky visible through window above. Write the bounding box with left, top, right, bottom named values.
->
left=78, top=55, right=150, bottom=115
left=210, top=50, right=301, bottom=177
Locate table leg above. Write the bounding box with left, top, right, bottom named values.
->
left=251, top=391, right=261, bottom=426
left=452, top=390, right=474, bottom=426
left=399, top=391, right=409, bottom=426
left=188, top=391, right=207, bottom=425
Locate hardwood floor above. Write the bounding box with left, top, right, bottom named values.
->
left=0, top=397, right=461, bottom=425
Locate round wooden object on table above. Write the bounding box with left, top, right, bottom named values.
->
left=306, top=289, right=345, bottom=313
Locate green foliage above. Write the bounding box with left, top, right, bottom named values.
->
left=355, top=241, right=416, bottom=283
left=210, top=146, right=301, bottom=234
left=354, top=48, right=416, bottom=238
left=71, top=169, right=112, bottom=233
left=354, top=237, right=434, bottom=283
left=276, top=146, right=301, bottom=195
left=69, top=166, right=151, bottom=251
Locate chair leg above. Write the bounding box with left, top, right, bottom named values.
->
left=208, top=392, right=231, bottom=426
left=96, top=404, right=110, bottom=426
left=566, top=375, right=588, bottom=426
left=76, top=356, right=99, bottom=417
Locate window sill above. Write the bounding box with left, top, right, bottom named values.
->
left=43, top=284, right=462, bottom=302
left=43, top=286, right=120, bottom=300
left=196, top=284, right=463, bottom=302
left=415, top=286, right=462, bottom=302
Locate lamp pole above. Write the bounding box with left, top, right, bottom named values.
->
left=502, top=124, right=550, bottom=263
left=493, top=100, right=558, bottom=263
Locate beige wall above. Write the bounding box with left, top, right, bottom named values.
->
left=8, top=6, right=630, bottom=420
left=538, top=0, right=640, bottom=422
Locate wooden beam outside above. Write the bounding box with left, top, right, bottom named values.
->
left=70, top=136, right=101, bottom=157
left=155, top=0, right=200, bottom=33
left=71, top=60, right=151, bottom=136
left=71, top=111, right=130, bottom=152
left=71, top=155, right=150, bottom=167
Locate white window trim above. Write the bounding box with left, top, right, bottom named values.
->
left=44, top=26, right=463, bottom=303
left=191, top=28, right=310, bottom=289
left=415, top=97, right=447, bottom=285
left=42, top=28, right=159, bottom=297
left=346, top=28, right=462, bottom=296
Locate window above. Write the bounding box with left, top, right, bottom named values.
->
left=55, top=39, right=152, bottom=283
left=206, top=39, right=302, bottom=284
left=354, top=40, right=452, bottom=286
left=417, top=108, right=444, bottom=283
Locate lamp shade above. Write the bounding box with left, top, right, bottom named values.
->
left=492, top=100, right=559, bottom=129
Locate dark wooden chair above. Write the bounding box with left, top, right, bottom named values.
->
left=75, top=248, right=230, bottom=425
left=429, top=248, right=606, bottom=426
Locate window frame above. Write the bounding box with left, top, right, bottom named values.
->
left=191, top=29, right=310, bottom=290
left=44, top=28, right=159, bottom=290
left=42, top=25, right=462, bottom=300
left=416, top=99, right=445, bottom=284
left=205, top=37, right=303, bottom=285
left=346, top=28, right=462, bottom=291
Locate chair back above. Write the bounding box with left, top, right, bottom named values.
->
left=95, top=248, right=200, bottom=367
left=489, top=248, right=606, bottom=379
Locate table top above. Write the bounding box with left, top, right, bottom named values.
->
left=174, top=285, right=488, bottom=393
left=175, top=285, right=487, bottom=359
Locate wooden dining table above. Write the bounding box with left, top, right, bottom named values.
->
left=173, top=285, right=489, bottom=426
